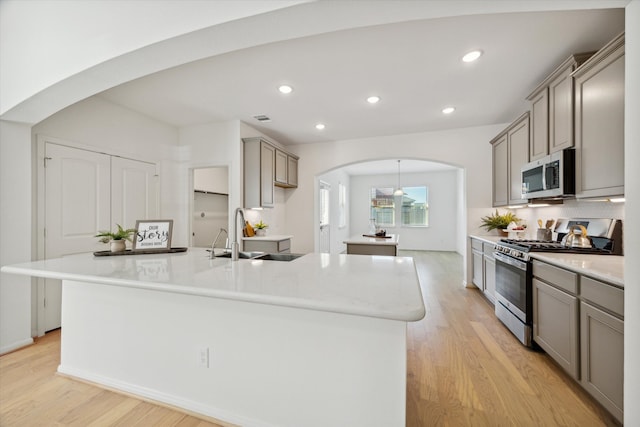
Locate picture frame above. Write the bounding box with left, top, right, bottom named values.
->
left=132, top=219, right=173, bottom=251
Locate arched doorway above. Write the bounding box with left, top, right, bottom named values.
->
left=315, top=158, right=463, bottom=254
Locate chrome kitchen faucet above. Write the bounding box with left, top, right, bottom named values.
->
left=209, top=228, right=229, bottom=259
left=232, top=207, right=246, bottom=261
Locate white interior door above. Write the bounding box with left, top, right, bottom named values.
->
left=43, top=145, right=158, bottom=332
left=319, top=181, right=331, bottom=253
left=44, top=143, right=111, bottom=331
left=111, top=156, right=158, bottom=229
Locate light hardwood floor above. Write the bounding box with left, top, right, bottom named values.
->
left=404, top=250, right=618, bottom=427
left=1, top=251, right=619, bottom=426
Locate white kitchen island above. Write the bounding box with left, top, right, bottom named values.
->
left=2, top=249, right=424, bottom=427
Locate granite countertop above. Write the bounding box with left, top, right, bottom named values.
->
left=1, top=248, right=425, bottom=322
left=344, top=234, right=400, bottom=245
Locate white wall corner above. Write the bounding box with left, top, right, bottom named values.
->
left=0, top=120, right=34, bottom=353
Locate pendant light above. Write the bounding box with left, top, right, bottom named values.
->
left=393, top=160, right=404, bottom=196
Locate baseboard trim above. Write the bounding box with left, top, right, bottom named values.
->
left=0, top=337, right=34, bottom=355
left=56, top=365, right=277, bottom=427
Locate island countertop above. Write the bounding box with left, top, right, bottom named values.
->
left=1, top=248, right=425, bottom=322
left=241, top=234, right=293, bottom=242
left=343, top=234, right=400, bottom=246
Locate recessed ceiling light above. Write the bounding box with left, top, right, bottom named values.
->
left=315, top=123, right=326, bottom=130
left=278, top=85, right=293, bottom=94
left=462, top=50, right=483, bottom=63
left=367, top=96, right=381, bottom=104
left=442, top=107, right=455, bottom=114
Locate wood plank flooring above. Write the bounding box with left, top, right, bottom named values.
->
left=0, top=328, right=228, bottom=427
left=0, top=251, right=619, bottom=426
left=404, top=250, right=619, bottom=427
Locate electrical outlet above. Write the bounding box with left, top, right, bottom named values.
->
left=199, top=347, right=209, bottom=368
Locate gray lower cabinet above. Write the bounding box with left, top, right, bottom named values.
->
left=580, top=302, right=623, bottom=422
left=532, top=259, right=623, bottom=423
left=532, top=278, right=579, bottom=379
left=483, top=243, right=496, bottom=303
left=580, top=276, right=624, bottom=423
left=243, top=238, right=291, bottom=254
left=471, top=239, right=484, bottom=290
left=532, top=260, right=579, bottom=379
left=470, top=238, right=496, bottom=303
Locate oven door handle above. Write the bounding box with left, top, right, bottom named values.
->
left=494, top=251, right=528, bottom=271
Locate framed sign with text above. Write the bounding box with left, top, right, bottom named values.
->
left=132, top=219, right=173, bottom=251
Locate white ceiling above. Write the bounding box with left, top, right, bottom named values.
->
left=97, top=8, right=624, bottom=151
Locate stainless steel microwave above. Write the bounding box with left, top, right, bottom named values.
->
left=521, top=148, right=575, bottom=199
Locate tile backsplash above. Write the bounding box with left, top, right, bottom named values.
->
left=509, top=199, right=624, bottom=240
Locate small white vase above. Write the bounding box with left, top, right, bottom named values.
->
left=255, top=229, right=266, bottom=237
left=110, top=240, right=126, bottom=252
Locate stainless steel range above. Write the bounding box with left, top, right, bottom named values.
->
left=493, top=218, right=622, bottom=346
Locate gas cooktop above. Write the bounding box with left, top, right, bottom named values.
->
left=497, top=239, right=614, bottom=254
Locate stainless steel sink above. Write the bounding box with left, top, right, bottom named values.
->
left=251, top=253, right=304, bottom=262
left=210, top=251, right=261, bottom=259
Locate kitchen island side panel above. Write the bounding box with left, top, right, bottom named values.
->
left=59, top=280, right=407, bottom=427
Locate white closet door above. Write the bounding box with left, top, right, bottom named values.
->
left=44, top=143, right=111, bottom=331
left=111, top=156, right=158, bottom=228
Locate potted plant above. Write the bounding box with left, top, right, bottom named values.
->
left=480, top=210, right=521, bottom=235
left=254, top=220, right=268, bottom=236
left=96, top=224, right=137, bottom=252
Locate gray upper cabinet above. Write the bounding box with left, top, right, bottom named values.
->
left=491, top=112, right=529, bottom=207
left=244, top=137, right=299, bottom=208
left=274, top=149, right=288, bottom=185
left=274, top=149, right=299, bottom=188
left=573, top=32, right=625, bottom=199
left=287, top=156, right=298, bottom=187
left=491, top=133, right=508, bottom=207
left=507, top=112, right=529, bottom=205
left=527, top=53, right=593, bottom=161
left=528, top=88, right=549, bottom=160
left=243, top=138, right=275, bottom=208
left=548, top=61, right=577, bottom=153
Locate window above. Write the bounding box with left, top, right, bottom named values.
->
left=400, top=186, right=429, bottom=227
left=338, top=182, right=346, bottom=228
left=370, top=187, right=395, bottom=226
left=319, top=183, right=330, bottom=226
left=369, top=185, right=429, bottom=228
